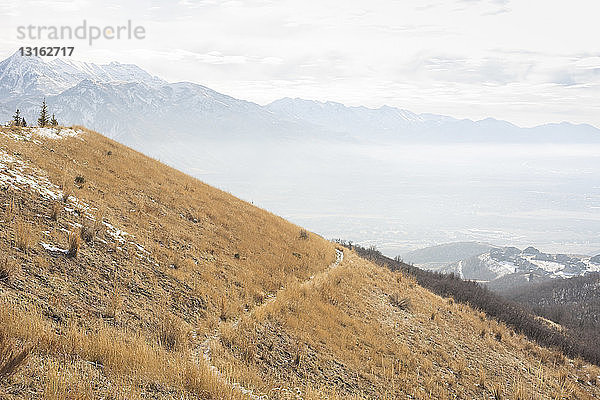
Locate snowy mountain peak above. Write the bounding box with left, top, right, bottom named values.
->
left=48, top=58, right=166, bottom=87
left=266, top=97, right=428, bottom=138
left=0, top=53, right=166, bottom=99
left=0, top=52, right=72, bottom=96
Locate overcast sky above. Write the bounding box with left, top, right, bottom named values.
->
left=2, top=0, right=600, bottom=127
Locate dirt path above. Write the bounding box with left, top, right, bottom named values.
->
left=193, top=247, right=344, bottom=399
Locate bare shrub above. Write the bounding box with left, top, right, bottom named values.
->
left=492, top=384, right=502, bottom=400
left=0, top=332, right=31, bottom=383
left=478, top=366, right=486, bottom=388
left=4, top=196, right=17, bottom=219
left=389, top=293, right=412, bottom=311
left=219, top=297, right=230, bottom=322
left=61, top=189, right=71, bottom=203
left=74, top=175, right=85, bottom=186
left=0, top=257, right=17, bottom=283
left=293, top=344, right=304, bottom=368
left=60, top=177, right=72, bottom=203
left=67, top=229, right=80, bottom=258
left=50, top=202, right=61, bottom=221
left=299, top=229, right=309, bottom=240
left=80, top=218, right=96, bottom=243
left=157, top=314, right=188, bottom=352
left=105, top=283, right=122, bottom=322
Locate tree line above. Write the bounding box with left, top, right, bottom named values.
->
left=507, top=273, right=600, bottom=344
left=11, top=99, right=58, bottom=127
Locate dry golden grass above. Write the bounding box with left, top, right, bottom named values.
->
left=216, top=251, right=600, bottom=399
left=0, top=256, right=17, bottom=282
left=388, top=292, right=412, bottom=310
left=157, top=313, right=189, bottom=352
left=0, top=297, right=243, bottom=399
left=50, top=201, right=61, bottom=221
left=14, top=219, right=34, bottom=252
left=67, top=228, right=80, bottom=257
left=0, top=331, right=31, bottom=383
left=1, top=125, right=599, bottom=399
left=4, top=195, right=17, bottom=220
left=0, top=126, right=334, bottom=398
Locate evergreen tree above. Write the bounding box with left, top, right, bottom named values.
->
left=38, top=99, right=49, bottom=127
left=21, top=118, right=27, bottom=127
left=12, top=109, right=21, bottom=126
left=51, top=114, right=58, bottom=126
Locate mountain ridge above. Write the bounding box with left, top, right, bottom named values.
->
left=1, top=52, right=599, bottom=145
left=406, top=241, right=600, bottom=292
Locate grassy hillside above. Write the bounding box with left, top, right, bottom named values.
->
left=0, top=125, right=334, bottom=399
left=1, top=125, right=599, bottom=399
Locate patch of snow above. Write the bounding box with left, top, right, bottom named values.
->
left=478, top=253, right=516, bottom=278
left=0, top=149, right=62, bottom=200
left=1, top=128, right=158, bottom=266
left=32, top=127, right=82, bottom=139
left=40, top=242, right=68, bottom=254
left=456, top=260, right=464, bottom=279
left=529, top=259, right=565, bottom=273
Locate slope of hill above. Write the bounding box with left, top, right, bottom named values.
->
left=1, top=125, right=600, bottom=399
left=3, top=53, right=600, bottom=262
left=0, top=124, right=335, bottom=399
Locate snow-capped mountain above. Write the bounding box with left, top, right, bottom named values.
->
left=0, top=52, right=319, bottom=148
left=0, top=53, right=75, bottom=97
left=266, top=97, right=429, bottom=141
left=1, top=52, right=600, bottom=265
left=436, top=245, right=600, bottom=290
left=2, top=51, right=600, bottom=146
left=49, top=58, right=166, bottom=88
left=45, top=79, right=319, bottom=147
left=268, top=97, right=600, bottom=143
left=0, top=51, right=164, bottom=98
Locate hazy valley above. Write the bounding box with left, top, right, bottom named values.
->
left=2, top=52, right=600, bottom=257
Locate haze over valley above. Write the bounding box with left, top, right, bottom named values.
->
left=2, top=52, right=599, bottom=257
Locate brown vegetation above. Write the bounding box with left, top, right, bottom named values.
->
left=1, top=125, right=599, bottom=399
left=0, top=257, right=17, bottom=283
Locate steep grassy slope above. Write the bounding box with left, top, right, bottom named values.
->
left=1, top=125, right=600, bottom=399
left=0, top=125, right=334, bottom=399
left=214, top=250, right=600, bottom=399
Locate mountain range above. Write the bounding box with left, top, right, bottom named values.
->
left=404, top=241, right=600, bottom=291
left=2, top=51, right=599, bottom=152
